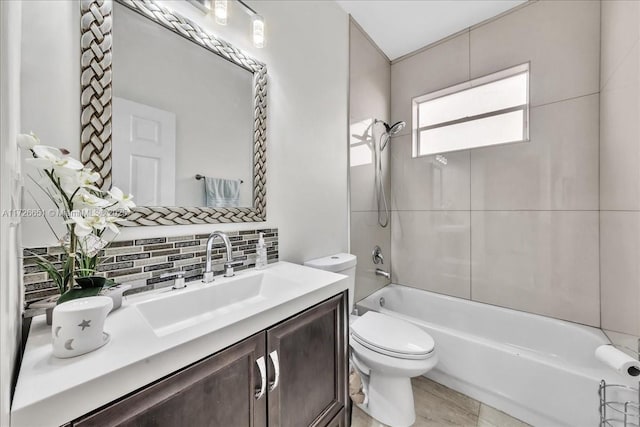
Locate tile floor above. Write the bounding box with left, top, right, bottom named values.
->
left=351, top=376, right=531, bottom=427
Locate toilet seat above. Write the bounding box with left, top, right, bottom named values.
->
left=351, top=312, right=435, bottom=360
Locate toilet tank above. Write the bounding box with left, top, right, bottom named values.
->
left=304, top=253, right=357, bottom=313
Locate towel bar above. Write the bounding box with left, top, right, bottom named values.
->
left=195, top=174, right=243, bottom=183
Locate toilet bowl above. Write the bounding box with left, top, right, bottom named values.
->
left=304, top=254, right=438, bottom=427
left=350, top=311, right=437, bottom=427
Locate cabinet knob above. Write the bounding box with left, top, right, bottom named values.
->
left=255, top=356, right=266, bottom=399
left=269, top=350, right=280, bottom=392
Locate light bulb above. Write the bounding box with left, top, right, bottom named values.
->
left=214, top=0, right=227, bottom=25
left=252, top=15, right=265, bottom=48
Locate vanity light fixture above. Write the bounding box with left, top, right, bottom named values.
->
left=252, top=15, right=265, bottom=48
left=194, top=0, right=265, bottom=48
left=237, top=0, right=265, bottom=48
left=214, top=0, right=228, bottom=25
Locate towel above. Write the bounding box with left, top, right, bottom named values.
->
left=349, top=367, right=366, bottom=404
left=204, top=177, right=241, bottom=208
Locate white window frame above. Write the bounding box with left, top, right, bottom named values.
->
left=411, top=62, right=530, bottom=157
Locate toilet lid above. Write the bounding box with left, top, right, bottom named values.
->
left=350, top=312, right=435, bottom=357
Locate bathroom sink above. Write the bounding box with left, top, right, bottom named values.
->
left=131, top=265, right=331, bottom=337
left=134, top=272, right=279, bottom=336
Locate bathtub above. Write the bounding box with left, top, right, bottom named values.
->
left=357, top=284, right=637, bottom=427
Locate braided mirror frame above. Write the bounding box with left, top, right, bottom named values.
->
left=80, top=0, right=267, bottom=226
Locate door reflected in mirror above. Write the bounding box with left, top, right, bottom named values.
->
left=112, top=2, right=254, bottom=208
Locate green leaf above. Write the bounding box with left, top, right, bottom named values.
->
left=25, top=250, right=64, bottom=294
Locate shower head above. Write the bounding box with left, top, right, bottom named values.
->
left=375, top=119, right=406, bottom=136
left=386, top=121, right=406, bottom=135
left=375, top=119, right=406, bottom=152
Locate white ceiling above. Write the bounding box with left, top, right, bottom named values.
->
left=336, top=0, right=527, bottom=60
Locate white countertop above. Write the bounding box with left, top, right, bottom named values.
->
left=11, top=262, right=348, bottom=427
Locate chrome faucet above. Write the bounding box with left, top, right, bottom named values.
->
left=203, top=231, right=237, bottom=283
left=375, top=268, right=390, bottom=279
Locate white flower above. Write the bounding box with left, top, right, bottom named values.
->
left=25, top=145, right=83, bottom=173
left=107, top=186, right=135, bottom=212
left=61, top=169, right=101, bottom=195
left=17, top=133, right=40, bottom=150
left=68, top=211, right=107, bottom=236
left=104, top=216, right=121, bottom=234
left=73, top=190, right=110, bottom=209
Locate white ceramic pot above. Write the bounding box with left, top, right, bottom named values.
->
left=51, top=296, right=113, bottom=358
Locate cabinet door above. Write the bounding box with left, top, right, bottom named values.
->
left=73, top=332, right=267, bottom=427
left=267, top=292, right=347, bottom=427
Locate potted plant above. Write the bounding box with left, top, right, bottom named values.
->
left=18, top=133, right=135, bottom=316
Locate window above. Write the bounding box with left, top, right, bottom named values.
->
left=412, top=63, right=529, bottom=157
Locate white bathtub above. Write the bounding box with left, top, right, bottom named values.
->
left=357, top=284, right=636, bottom=427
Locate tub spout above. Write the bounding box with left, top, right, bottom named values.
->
left=375, top=268, right=390, bottom=279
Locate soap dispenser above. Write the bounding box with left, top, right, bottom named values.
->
left=255, top=233, right=267, bottom=269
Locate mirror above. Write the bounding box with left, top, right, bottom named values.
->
left=113, top=2, right=254, bottom=207
left=80, top=0, right=267, bottom=225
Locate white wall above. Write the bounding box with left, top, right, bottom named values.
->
left=389, top=1, right=601, bottom=326
left=21, top=1, right=350, bottom=264
left=0, top=1, right=23, bottom=425
left=20, top=0, right=80, bottom=246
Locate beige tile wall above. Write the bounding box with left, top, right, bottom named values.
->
left=351, top=211, right=392, bottom=302
left=471, top=211, right=600, bottom=326
left=391, top=134, right=470, bottom=211
left=349, top=19, right=392, bottom=302
left=600, top=0, right=640, bottom=335
left=470, top=94, right=600, bottom=211
left=469, top=0, right=600, bottom=107
left=389, top=1, right=602, bottom=326
left=601, top=212, right=640, bottom=334
left=391, top=32, right=470, bottom=139
left=392, top=211, right=471, bottom=299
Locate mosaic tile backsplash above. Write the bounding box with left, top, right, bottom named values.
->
left=23, top=228, right=279, bottom=305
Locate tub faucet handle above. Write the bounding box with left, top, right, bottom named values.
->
left=372, top=246, right=384, bottom=265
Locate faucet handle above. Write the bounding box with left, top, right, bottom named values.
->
left=223, top=260, right=243, bottom=278
left=161, top=270, right=187, bottom=290
left=372, top=245, right=384, bottom=265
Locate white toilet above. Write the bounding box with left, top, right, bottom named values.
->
left=304, top=253, right=438, bottom=427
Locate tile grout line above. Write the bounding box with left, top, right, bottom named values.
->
left=600, top=36, right=640, bottom=91
left=469, top=150, right=473, bottom=302
left=598, top=0, right=603, bottom=331
left=530, top=91, right=599, bottom=110
left=469, top=30, right=473, bottom=302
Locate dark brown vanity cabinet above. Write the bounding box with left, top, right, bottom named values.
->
left=73, top=332, right=267, bottom=427
left=71, top=292, right=347, bottom=427
left=267, top=293, right=346, bottom=427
